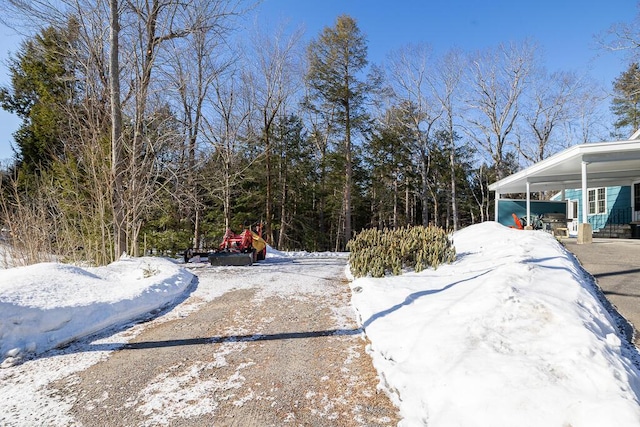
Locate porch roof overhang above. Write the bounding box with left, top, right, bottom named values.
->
left=488, top=140, right=640, bottom=194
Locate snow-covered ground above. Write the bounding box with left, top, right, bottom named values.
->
left=350, top=222, right=640, bottom=426
left=1, top=222, right=640, bottom=426
left=0, top=257, right=194, bottom=368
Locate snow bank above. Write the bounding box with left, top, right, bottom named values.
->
left=350, top=222, right=640, bottom=427
left=266, top=244, right=348, bottom=259
left=0, top=257, right=194, bottom=367
left=3, top=222, right=640, bottom=426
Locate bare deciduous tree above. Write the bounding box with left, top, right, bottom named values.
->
left=429, top=49, right=464, bottom=230
left=564, top=82, right=611, bottom=144
left=246, top=22, right=303, bottom=245
left=387, top=43, right=442, bottom=226
left=4, top=0, right=248, bottom=261
left=465, top=41, right=535, bottom=180
left=517, top=70, right=602, bottom=165
left=110, top=0, right=126, bottom=257
left=202, top=69, right=255, bottom=230
left=601, top=10, right=640, bottom=58
left=301, top=81, right=336, bottom=249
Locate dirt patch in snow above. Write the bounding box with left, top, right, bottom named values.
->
left=51, top=260, right=399, bottom=426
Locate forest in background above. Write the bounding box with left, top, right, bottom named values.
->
left=1, top=0, right=639, bottom=266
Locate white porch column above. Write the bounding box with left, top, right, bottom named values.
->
left=581, top=161, right=588, bottom=224
left=494, top=191, right=500, bottom=221
left=526, top=181, right=531, bottom=228
left=578, top=160, right=593, bottom=244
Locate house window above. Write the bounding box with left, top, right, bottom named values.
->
left=588, top=188, right=606, bottom=215
left=635, top=183, right=640, bottom=212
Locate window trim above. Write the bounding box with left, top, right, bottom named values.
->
left=587, top=187, right=606, bottom=215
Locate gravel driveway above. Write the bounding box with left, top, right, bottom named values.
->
left=46, top=257, right=399, bottom=426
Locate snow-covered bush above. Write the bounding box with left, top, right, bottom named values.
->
left=347, top=225, right=455, bottom=278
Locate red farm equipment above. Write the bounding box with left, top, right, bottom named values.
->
left=184, top=223, right=267, bottom=266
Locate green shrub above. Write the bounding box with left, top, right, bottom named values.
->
left=347, top=225, right=456, bottom=278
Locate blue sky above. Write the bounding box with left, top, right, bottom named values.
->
left=255, top=0, right=634, bottom=82
left=0, top=0, right=636, bottom=161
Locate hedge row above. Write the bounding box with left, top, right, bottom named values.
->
left=347, top=226, right=456, bottom=278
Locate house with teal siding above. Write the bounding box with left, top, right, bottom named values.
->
left=554, top=186, right=634, bottom=237
left=489, top=137, right=640, bottom=242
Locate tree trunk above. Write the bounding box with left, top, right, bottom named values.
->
left=224, top=158, right=231, bottom=230
left=344, top=103, right=352, bottom=248
left=405, top=175, right=410, bottom=226
left=265, top=130, right=274, bottom=245
left=393, top=170, right=398, bottom=229
left=193, top=210, right=200, bottom=249
left=449, top=130, right=458, bottom=231
left=109, top=0, right=126, bottom=259
left=420, top=151, right=430, bottom=226
left=278, top=147, right=288, bottom=249
left=432, top=190, right=439, bottom=227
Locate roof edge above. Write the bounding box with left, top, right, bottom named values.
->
left=489, top=139, right=640, bottom=192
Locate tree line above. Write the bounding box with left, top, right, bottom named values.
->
left=0, top=1, right=631, bottom=265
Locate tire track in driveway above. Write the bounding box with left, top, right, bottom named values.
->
left=53, top=257, right=400, bottom=426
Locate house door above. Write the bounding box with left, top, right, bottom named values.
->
left=567, top=199, right=578, bottom=234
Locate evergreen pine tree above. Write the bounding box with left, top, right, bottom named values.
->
left=305, top=15, right=371, bottom=249
left=0, top=25, right=77, bottom=175
left=611, top=63, right=640, bottom=134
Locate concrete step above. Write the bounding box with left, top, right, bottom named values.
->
left=593, top=224, right=632, bottom=238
